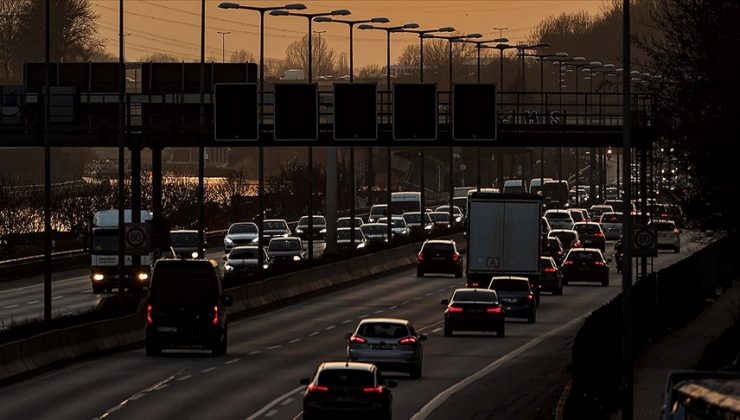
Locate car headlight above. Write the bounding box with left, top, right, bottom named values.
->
left=263, top=263, right=269, bottom=269
left=293, top=255, right=301, bottom=261
left=282, top=233, right=290, bottom=238
left=295, top=228, right=303, bottom=234
left=93, top=273, right=104, bottom=281
left=225, top=237, right=233, bottom=244
left=455, top=217, right=462, bottom=223
left=191, top=251, right=199, bottom=259
left=319, top=228, right=327, bottom=234
left=251, top=237, right=260, bottom=244
left=224, top=264, right=234, bottom=272
left=357, top=243, right=366, bottom=249
left=137, top=272, right=149, bottom=281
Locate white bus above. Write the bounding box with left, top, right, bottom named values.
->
left=390, top=192, right=421, bottom=215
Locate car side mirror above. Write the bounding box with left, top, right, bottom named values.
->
left=223, top=295, right=233, bottom=306
left=222, top=256, right=228, bottom=261
left=440, top=299, right=449, bottom=305
left=299, top=378, right=310, bottom=386
left=344, top=332, right=353, bottom=340
left=606, top=258, right=612, bottom=263
left=387, top=380, right=398, bottom=389
left=419, top=334, right=428, bottom=341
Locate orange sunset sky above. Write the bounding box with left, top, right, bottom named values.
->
left=92, top=0, right=606, bottom=68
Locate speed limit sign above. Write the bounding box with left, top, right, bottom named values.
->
left=633, top=225, right=658, bottom=257
left=125, top=223, right=150, bottom=255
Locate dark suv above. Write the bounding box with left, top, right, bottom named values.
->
left=417, top=239, right=463, bottom=278
left=145, top=259, right=232, bottom=356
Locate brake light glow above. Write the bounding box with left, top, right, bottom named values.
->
left=544, top=267, right=557, bottom=273
left=466, top=282, right=479, bottom=287
left=556, top=250, right=563, bottom=255
left=349, top=335, right=367, bottom=343
left=399, top=337, right=417, bottom=344
left=594, top=261, right=605, bottom=266
left=363, top=387, right=384, bottom=393
left=486, top=306, right=502, bottom=313
left=661, top=213, right=669, bottom=217
left=562, top=260, right=574, bottom=265
left=448, top=306, right=463, bottom=312
left=308, top=385, right=329, bottom=392
left=452, top=253, right=460, bottom=263
left=146, top=304, right=153, bottom=325
left=417, top=252, right=424, bottom=261
left=526, top=294, right=535, bottom=301
left=673, top=228, right=679, bottom=234
left=212, top=306, right=219, bottom=325
left=594, top=232, right=605, bottom=238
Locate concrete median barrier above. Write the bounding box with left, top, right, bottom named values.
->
left=0, top=234, right=461, bottom=383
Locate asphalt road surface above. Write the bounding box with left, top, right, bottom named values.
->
left=0, top=232, right=709, bottom=420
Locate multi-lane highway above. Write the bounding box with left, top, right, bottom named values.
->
left=0, top=233, right=704, bottom=419
left=0, top=242, right=325, bottom=326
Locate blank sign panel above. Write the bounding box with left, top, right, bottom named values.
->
left=453, top=83, right=497, bottom=141
left=333, top=83, right=377, bottom=141
left=274, top=83, right=318, bottom=141
left=393, top=83, right=437, bottom=141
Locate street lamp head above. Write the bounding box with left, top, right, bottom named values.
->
left=516, top=43, right=529, bottom=49
left=556, top=52, right=569, bottom=57
left=358, top=24, right=374, bottom=30
left=465, top=33, right=483, bottom=38
left=371, top=17, right=390, bottom=23
left=530, top=42, right=550, bottom=48
left=582, top=68, right=592, bottom=73
left=313, top=16, right=333, bottom=22
left=573, top=56, right=586, bottom=61
left=603, top=63, right=616, bottom=69
left=589, top=61, right=602, bottom=66
left=285, top=3, right=306, bottom=10
left=493, top=37, right=508, bottom=43
left=403, top=23, right=420, bottom=29
left=421, top=33, right=436, bottom=38
left=331, top=9, right=351, bottom=16
left=270, top=9, right=289, bottom=16
left=218, top=2, right=239, bottom=9
left=495, top=43, right=512, bottom=49
left=440, top=27, right=456, bottom=32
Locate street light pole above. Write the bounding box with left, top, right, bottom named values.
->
left=217, top=31, right=231, bottom=63
left=313, top=30, right=326, bottom=77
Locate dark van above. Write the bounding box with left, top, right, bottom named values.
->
left=145, top=259, right=232, bottom=356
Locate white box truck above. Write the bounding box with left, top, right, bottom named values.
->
left=465, top=193, right=542, bottom=291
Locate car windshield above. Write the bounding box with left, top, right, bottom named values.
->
left=337, top=218, right=361, bottom=228
left=337, top=229, right=362, bottom=240
left=361, top=225, right=388, bottom=235
left=571, top=212, right=585, bottom=222
left=317, top=370, right=374, bottom=388
left=547, top=212, right=571, bottom=219
left=602, top=213, right=622, bottom=223
left=228, top=249, right=259, bottom=259
left=452, top=290, right=498, bottom=302
left=568, top=251, right=602, bottom=261
left=489, top=279, right=530, bottom=291
left=436, top=206, right=461, bottom=214
left=422, top=243, right=454, bottom=253
left=91, top=229, right=119, bottom=253
left=378, top=218, right=405, bottom=228
left=390, top=200, right=420, bottom=214
left=575, top=224, right=601, bottom=234
left=605, top=201, right=626, bottom=212
left=170, top=233, right=198, bottom=247
left=298, top=216, right=325, bottom=226
left=651, top=222, right=675, bottom=231
left=551, top=232, right=576, bottom=242
left=430, top=213, right=452, bottom=222
left=268, top=239, right=301, bottom=251
left=540, top=258, right=556, bottom=269
left=358, top=322, right=409, bottom=338
left=370, top=206, right=387, bottom=216
left=263, top=221, right=287, bottom=230
left=403, top=213, right=421, bottom=224
left=229, top=224, right=257, bottom=234
left=150, top=265, right=218, bottom=306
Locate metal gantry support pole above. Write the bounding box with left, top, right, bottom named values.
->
left=117, top=0, right=126, bottom=302
left=258, top=9, right=266, bottom=273
left=197, top=0, right=206, bottom=259
left=43, top=0, right=52, bottom=322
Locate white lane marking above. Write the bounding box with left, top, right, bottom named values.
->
left=264, top=409, right=279, bottom=418
left=267, top=345, right=282, bottom=350
left=281, top=397, right=295, bottom=406
left=128, top=393, right=145, bottom=401
left=413, top=297, right=422, bottom=301
left=340, top=319, right=353, bottom=324
left=388, top=305, right=398, bottom=310
left=244, top=386, right=305, bottom=420
left=417, top=320, right=444, bottom=332
left=225, top=358, right=241, bottom=365
left=0, top=275, right=88, bottom=295
left=447, top=285, right=455, bottom=289
left=4, top=304, right=19, bottom=309
left=248, top=350, right=261, bottom=356
left=359, top=314, right=369, bottom=318
left=436, top=288, right=446, bottom=293
left=96, top=374, right=177, bottom=419
left=373, top=309, right=384, bottom=314
left=52, top=295, right=64, bottom=300
left=431, top=327, right=442, bottom=333
left=291, top=412, right=303, bottom=420
left=177, top=375, right=193, bottom=381
left=26, top=300, right=39, bottom=305
left=410, top=311, right=591, bottom=419
left=324, top=325, right=336, bottom=331
left=401, top=300, right=410, bottom=305
left=308, top=331, right=320, bottom=337
left=153, top=383, right=169, bottom=391
left=201, top=367, right=218, bottom=373
left=287, top=338, right=301, bottom=344
left=424, top=292, right=434, bottom=297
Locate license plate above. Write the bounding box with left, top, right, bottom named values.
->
left=501, top=298, right=516, bottom=303
left=432, top=257, right=445, bottom=261
left=372, top=344, right=394, bottom=350
left=468, top=308, right=483, bottom=313
left=336, top=397, right=358, bottom=403
left=157, top=326, right=177, bottom=332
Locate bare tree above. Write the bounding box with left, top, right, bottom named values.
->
left=140, top=53, right=180, bottom=63
left=284, top=34, right=337, bottom=78
left=229, top=49, right=255, bottom=63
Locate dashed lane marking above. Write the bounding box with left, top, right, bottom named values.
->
left=324, top=325, right=336, bottom=331
left=388, top=305, right=398, bottom=310
left=177, top=375, right=193, bottom=381
left=308, top=331, right=319, bottom=337
left=4, top=304, right=19, bottom=309
left=264, top=409, right=279, bottom=418
left=244, top=386, right=305, bottom=420
left=431, top=327, right=442, bottom=333
left=26, top=300, right=39, bottom=305
left=287, top=338, right=301, bottom=344
left=341, top=319, right=353, bottom=324
left=201, top=367, right=218, bottom=373
left=373, top=309, right=384, bottom=314
left=225, top=358, right=241, bottom=365
left=248, top=350, right=261, bottom=356
left=267, top=345, right=282, bottom=350
left=281, top=398, right=295, bottom=406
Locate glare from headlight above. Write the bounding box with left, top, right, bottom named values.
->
left=295, top=229, right=303, bottom=233
left=93, top=273, right=104, bottom=281
left=293, top=255, right=301, bottom=261
left=251, top=237, right=260, bottom=243
left=263, top=264, right=269, bottom=269
left=191, top=251, right=199, bottom=259
left=225, top=237, right=233, bottom=244
left=224, top=264, right=234, bottom=271
left=137, top=272, right=149, bottom=281
left=319, top=228, right=327, bottom=234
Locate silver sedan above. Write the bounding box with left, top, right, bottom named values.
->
left=346, top=318, right=426, bottom=379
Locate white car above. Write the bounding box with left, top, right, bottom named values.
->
left=223, top=222, right=259, bottom=252
left=599, top=212, right=625, bottom=240
left=544, top=209, right=574, bottom=230
left=377, top=216, right=410, bottom=238
left=650, top=219, right=680, bottom=253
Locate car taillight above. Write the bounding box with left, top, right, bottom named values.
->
left=417, top=252, right=424, bottom=261
left=452, top=253, right=460, bottom=263
left=673, top=228, right=679, bottom=233
left=212, top=305, right=219, bottom=325
left=556, top=250, right=563, bottom=255
left=363, top=387, right=383, bottom=393
left=399, top=337, right=417, bottom=344
left=448, top=306, right=463, bottom=313
left=544, top=267, right=557, bottom=273
left=486, top=306, right=502, bottom=313
left=661, top=213, right=669, bottom=217
left=594, top=261, right=605, bottom=266
left=146, top=304, right=153, bottom=325
left=349, top=335, right=366, bottom=344
left=562, top=260, right=574, bottom=265
left=466, top=281, right=479, bottom=287
left=308, top=385, right=329, bottom=392
left=594, top=232, right=604, bottom=238
left=526, top=294, right=535, bottom=301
